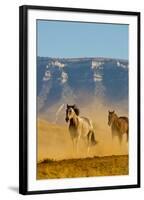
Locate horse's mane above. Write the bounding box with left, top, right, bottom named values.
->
left=74, top=107, right=80, bottom=116
left=67, top=104, right=80, bottom=116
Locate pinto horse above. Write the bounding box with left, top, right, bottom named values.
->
left=65, top=104, right=97, bottom=155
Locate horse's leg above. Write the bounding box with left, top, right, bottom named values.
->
left=111, top=130, right=116, bottom=146
left=126, top=129, right=129, bottom=142
left=111, top=128, right=115, bottom=140
left=118, top=133, right=122, bottom=145
left=86, top=131, right=92, bottom=157
left=87, top=139, right=90, bottom=157
left=72, top=138, right=75, bottom=156
left=71, top=138, right=78, bottom=157
left=75, top=137, right=79, bottom=156
left=126, top=133, right=128, bottom=142
left=76, top=131, right=82, bottom=155
left=71, top=137, right=77, bottom=157
left=112, top=131, right=114, bottom=140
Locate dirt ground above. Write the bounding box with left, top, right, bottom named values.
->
left=37, top=118, right=128, bottom=161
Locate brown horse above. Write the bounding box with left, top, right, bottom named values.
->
left=65, top=104, right=97, bottom=155
left=108, top=110, right=129, bottom=144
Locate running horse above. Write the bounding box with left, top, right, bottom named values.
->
left=108, top=110, right=129, bottom=144
left=65, top=104, right=97, bottom=155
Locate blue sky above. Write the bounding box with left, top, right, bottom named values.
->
left=37, top=20, right=128, bottom=60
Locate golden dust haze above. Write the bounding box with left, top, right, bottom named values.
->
left=37, top=101, right=128, bottom=162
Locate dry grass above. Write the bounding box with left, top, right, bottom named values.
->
left=37, top=155, right=128, bottom=179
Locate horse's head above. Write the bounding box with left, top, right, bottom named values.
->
left=108, top=110, right=115, bottom=126
left=65, top=104, right=79, bottom=122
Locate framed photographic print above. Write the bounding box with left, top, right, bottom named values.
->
left=19, top=5, right=140, bottom=195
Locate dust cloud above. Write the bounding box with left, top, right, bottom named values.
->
left=37, top=100, right=128, bottom=162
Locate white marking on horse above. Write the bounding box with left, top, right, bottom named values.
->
left=65, top=104, right=97, bottom=156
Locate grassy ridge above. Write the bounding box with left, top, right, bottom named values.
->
left=37, top=155, right=128, bottom=179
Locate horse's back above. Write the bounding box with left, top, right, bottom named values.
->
left=119, top=116, right=128, bottom=123
left=81, top=117, right=93, bottom=128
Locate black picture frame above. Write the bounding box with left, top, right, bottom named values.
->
left=19, top=5, right=141, bottom=195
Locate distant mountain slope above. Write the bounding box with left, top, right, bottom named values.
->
left=37, top=57, right=128, bottom=117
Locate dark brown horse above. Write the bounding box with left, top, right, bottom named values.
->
left=108, top=110, right=129, bottom=144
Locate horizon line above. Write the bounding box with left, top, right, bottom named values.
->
left=37, top=55, right=128, bottom=61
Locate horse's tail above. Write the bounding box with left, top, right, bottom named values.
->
left=87, top=131, right=98, bottom=146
